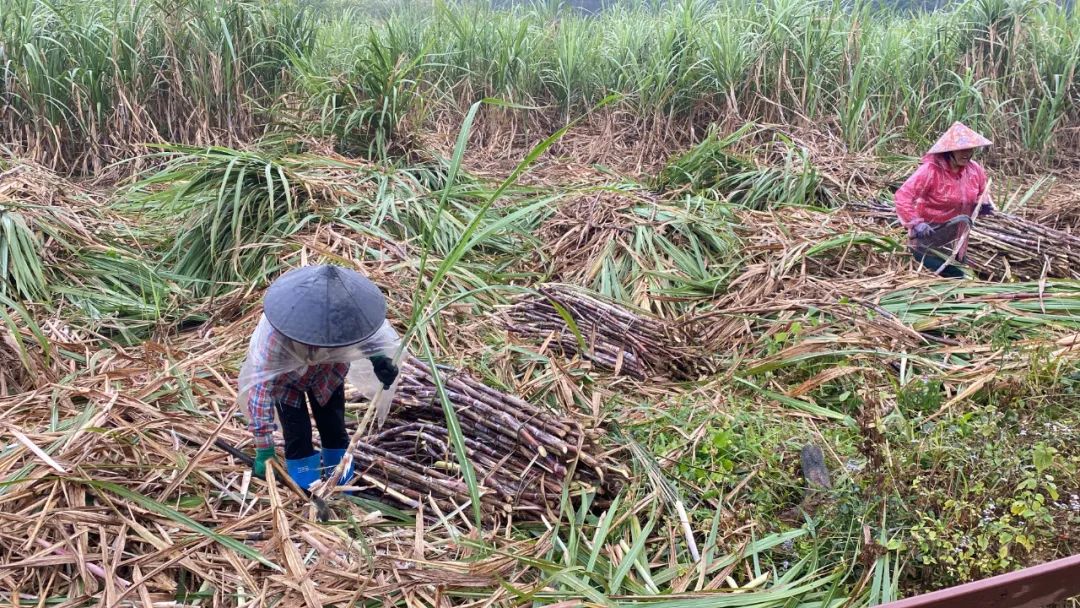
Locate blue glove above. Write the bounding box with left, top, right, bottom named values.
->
left=978, top=202, right=994, bottom=216
left=913, top=222, right=934, bottom=239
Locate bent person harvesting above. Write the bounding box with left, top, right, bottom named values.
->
left=237, top=265, right=401, bottom=490
left=894, top=121, right=995, bottom=279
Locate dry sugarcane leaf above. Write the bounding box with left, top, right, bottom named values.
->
left=266, top=467, right=322, bottom=608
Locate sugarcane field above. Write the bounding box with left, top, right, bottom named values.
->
left=2, top=0, right=1080, bottom=605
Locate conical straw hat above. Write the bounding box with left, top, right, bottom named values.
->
left=927, top=121, right=992, bottom=154
left=264, top=265, right=387, bottom=347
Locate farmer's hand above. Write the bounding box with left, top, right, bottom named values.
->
left=912, top=222, right=934, bottom=239
left=978, top=202, right=994, bottom=216
left=253, top=447, right=277, bottom=478
left=370, top=355, right=399, bottom=389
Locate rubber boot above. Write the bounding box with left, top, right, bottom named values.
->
left=322, top=448, right=354, bottom=493
left=285, top=452, right=321, bottom=492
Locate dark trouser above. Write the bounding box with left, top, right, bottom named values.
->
left=912, top=247, right=965, bottom=279
left=274, top=384, right=349, bottom=460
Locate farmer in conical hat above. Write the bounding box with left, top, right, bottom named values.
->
left=237, top=265, right=402, bottom=490
left=894, top=121, right=995, bottom=278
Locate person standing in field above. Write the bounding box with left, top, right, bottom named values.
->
left=893, top=121, right=995, bottom=279
left=237, top=265, right=402, bottom=490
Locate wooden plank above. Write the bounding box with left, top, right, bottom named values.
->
left=879, top=554, right=1080, bottom=608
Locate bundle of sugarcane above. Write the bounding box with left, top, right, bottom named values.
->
left=499, top=284, right=712, bottom=380
left=348, top=354, right=626, bottom=520
left=850, top=199, right=1080, bottom=280
left=963, top=213, right=1080, bottom=280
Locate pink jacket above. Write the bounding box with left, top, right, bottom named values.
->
left=894, top=154, right=987, bottom=259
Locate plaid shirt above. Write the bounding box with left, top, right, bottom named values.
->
left=247, top=326, right=349, bottom=449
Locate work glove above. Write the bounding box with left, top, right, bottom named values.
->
left=370, top=355, right=399, bottom=389
left=912, top=222, right=934, bottom=239
left=253, top=447, right=277, bottom=479
left=978, top=202, right=994, bottom=217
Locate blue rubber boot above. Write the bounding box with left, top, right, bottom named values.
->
left=322, top=448, right=354, bottom=490
left=285, top=452, right=321, bottom=492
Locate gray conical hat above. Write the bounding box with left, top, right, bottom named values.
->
left=263, top=265, right=387, bottom=347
